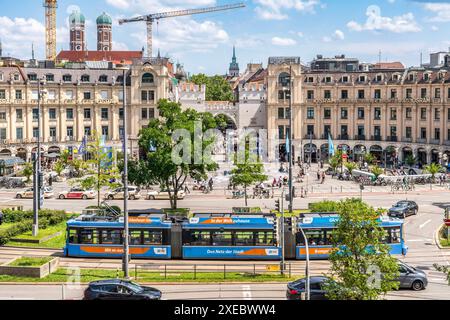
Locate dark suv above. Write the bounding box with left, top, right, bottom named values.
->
left=388, top=201, right=418, bottom=219
left=83, top=279, right=162, bottom=300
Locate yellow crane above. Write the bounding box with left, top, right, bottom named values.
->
left=118, top=3, right=245, bottom=58
left=44, top=0, right=58, bottom=61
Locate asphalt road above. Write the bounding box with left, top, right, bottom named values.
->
left=1, top=180, right=449, bottom=300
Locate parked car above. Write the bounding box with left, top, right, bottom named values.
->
left=83, top=279, right=162, bottom=300
left=104, top=186, right=141, bottom=200
left=146, top=190, right=186, bottom=200
left=388, top=200, right=418, bottom=218
left=16, top=187, right=54, bottom=199
left=397, top=261, right=428, bottom=291
left=58, top=188, right=96, bottom=200
left=286, top=276, right=331, bottom=300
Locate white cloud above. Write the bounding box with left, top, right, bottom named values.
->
left=254, top=0, right=322, bottom=20
left=112, top=41, right=129, bottom=51
left=131, top=18, right=228, bottom=55
left=271, top=36, right=297, bottom=46
left=334, top=29, right=345, bottom=40
left=297, top=31, right=304, bottom=38
left=431, top=25, right=439, bottom=31
left=0, top=16, right=68, bottom=58
left=322, top=36, right=331, bottom=43
left=105, top=0, right=216, bottom=12
left=347, top=5, right=421, bottom=33
left=423, top=3, right=450, bottom=22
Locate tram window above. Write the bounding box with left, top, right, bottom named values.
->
left=143, top=230, right=162, bottom=245
left=69, top=229, right=79, bottom=244
left=80, top=229, right=99, bottom=244
left=188, top=231, right=211, bottom=246
left=130, top=230, right=142, bottom=245
left=256, top=232, right=276, bottom=246
left=386, top=227, right=401, bottom=244
left=234, top=232, right=254, bottom=246
left=305, top=230, right=325, bottom=246
left=101, top=229, right=122, bottom=245
left=324, top=230, right=336, bottom=245
left=212, top=231, right=233, bottom=246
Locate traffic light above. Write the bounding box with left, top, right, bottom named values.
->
left=275, top=199, right=280, bottom=212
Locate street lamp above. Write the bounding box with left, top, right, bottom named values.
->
left=32, top=77, right=46, bottom=237
left=117, top=67, right=131, bottom=278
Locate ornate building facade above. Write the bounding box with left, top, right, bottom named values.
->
left=267, top=55, right=450, bottom=166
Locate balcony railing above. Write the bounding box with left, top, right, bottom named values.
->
left=304, top=134, right=316, bottom=140
left=417, top=138, right=427, bottom=144
left=402, top=137, right=413, bottom=143
left=66, top=136, right=76, bottom=142
left=372, top=135, right=382, bottom=141
left=338, top=134, right=349, bottom=140
left=48, top=137, right=57, bottom=142
left=355, top=135, right=366, bottom=141
left=386, top=136, right=398, bottom=142
left=430, top=139, right=440, bottom=145
left=444, top=140, right=450, bottom=146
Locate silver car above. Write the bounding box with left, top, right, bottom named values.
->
left=397, top=262, right=428, bottom=291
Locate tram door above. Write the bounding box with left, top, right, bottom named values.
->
left=284, top=218, right=296, bottom=259
left=278, top=217, right=296, bottom=259
left=171, top=224, right=182, bottom=259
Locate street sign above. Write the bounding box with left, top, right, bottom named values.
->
left=266, top=265, right=280, bottom=272
left=39, top=189, right=44, bottom=208
left=444, top=219, right=450, bottom=227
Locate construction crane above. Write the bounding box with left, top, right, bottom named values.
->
left=44, top=0, right=58, bottom=61
left=118, top=3, right=245, bottom=58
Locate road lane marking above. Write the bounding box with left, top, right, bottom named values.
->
left=242, top=285, right=252, bottom=300
left=419, top=219, right=432, bottom=229
left=406, top=239, right=433, bottom=242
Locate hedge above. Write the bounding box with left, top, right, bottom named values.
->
left=0, top=209, right=68, bottom=245
left=2, top=209, right=66, bottom=224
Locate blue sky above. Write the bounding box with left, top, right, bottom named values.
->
left=1, top=0, right=450, bottom=74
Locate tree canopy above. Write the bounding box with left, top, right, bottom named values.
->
left=191, top=73, right=234, bottom=101
left=322, top=199, right=400, bottom=300
left=132, top=99, right=221, bottom=209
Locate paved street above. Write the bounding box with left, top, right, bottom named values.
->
left=1, top=167, right=449, bottom=300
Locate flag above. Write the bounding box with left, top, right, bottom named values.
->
left=100, top=135, right=106, bottom=147
left=78, top=136, right=87, bottom=155
left=285, top=135, right=290, bottom=155
left=328, top=133, right=335, bottom=156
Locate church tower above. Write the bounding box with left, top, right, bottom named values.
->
left=97, top=12, right=112, bottom=51
left=69, top=10, right=86, bottom=51
left=229, top=46, right=240, bottom=77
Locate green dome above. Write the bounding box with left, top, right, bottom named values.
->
left=69, top=10, right=85, bottom=24
left=96, top=12, right=112, bottom=25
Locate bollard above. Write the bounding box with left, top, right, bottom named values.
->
left=224, top=265, right=226, bottom=280
left=165, top=264, right=167, bottom=279
left=61, top=284, right=65, bottom=301
left=194, top=265, right=197, bottom=280
left=116, top=268, right=119, bottom=279
left=254, top=264, right=256, bottom=276
left=135, top=265, right=138, bottom=279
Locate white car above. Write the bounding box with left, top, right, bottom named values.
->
left=58, top=188, right=96, bottom=200
left=146, top=190, right=186, bottom=200
left=16, top=187, right=54, bottom=199
left=104, top=186, right=141, bottom=200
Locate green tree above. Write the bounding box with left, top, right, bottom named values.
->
left=191, top=74, right=234, bottom=101
left=74, top=133, right=120, bottom=207
left=309, top=200, right=339, bottom=213
left=323, top=199, right=400, bottom=300
left=59, top=150, right=71, bottom=166
left=405, top=154, right=416, bottom=167
left=424, top=163, right=442, bottom=182
left=54, top=160, right=64, bottom=177
left=433, top=264, right=450, bottom=285
left=364, top=153, right=376, bottom=165
left=136, top=99, right=220, bottom=209
left=328, top=150, right=343, bottom=173
left=21, top=162, right=33, bottom=183
left=230, top=146, right=268, bottom=207
left=370, top=165, right=384, bottom=179
left=345, top=162, right=358, bottom=175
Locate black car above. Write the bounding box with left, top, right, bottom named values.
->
left=388, top=201, right=419, bottom=219
left=286, top=276, right=330, bottom=300
left=83, top=279, right=162, bottom=300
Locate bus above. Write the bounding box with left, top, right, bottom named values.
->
left=295, top=214, right=408, bottom=260
left=181, top=213, right=281, bottom=260
left=64, top=212, right=172, bottom=259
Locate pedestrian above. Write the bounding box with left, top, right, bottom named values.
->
left=208, top=178, right=214, bottom=191
left=48, top=175, right=53, bottom=186
left=184, top=184, right=190, bottom=194
left=317, top=170, right=320, bottom=181
left=0, top=210, right=3, bottom=225
left=272, top=178, right=277, bottom=187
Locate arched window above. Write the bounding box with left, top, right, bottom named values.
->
left=142, top=73, right=154, bottom=84
left=278, top=72, right=290, bottom=87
